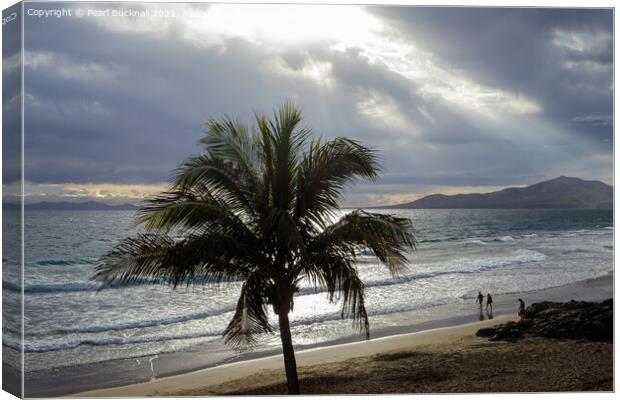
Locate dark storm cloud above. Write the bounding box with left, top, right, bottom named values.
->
left=17, top=4, right=613, bottom=204
left=22, top=9, right=368, bottom=183
left=3, top=3, right=22, bottom=184
left=370, top=7, right=613, bottom=147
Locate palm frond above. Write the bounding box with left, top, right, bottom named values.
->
left=311, top=210, right=416, bottom=275
left=223, top=278, right=274, bottom=348
left=295, top=138, right=381, bottom=229
left=339, top=266, right=370, bottom=339
left=171, top=154, right=256, bottom=217
left=299, top=254, right=370, bottom=338
left=135, top=188, right=254, bottom=237
left=93, top=232, right=262, bottom=288
left=200, top=117, right=261, bottom=183
left=268, top=100, right=312, bottom=211
left=264, top=207, right=308, bottom=263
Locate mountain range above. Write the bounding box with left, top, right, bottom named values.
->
left=382, top=176, right=613, bottom=209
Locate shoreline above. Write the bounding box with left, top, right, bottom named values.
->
left=75, top=315, right=519, bottom=397
left=70, top=274, right=613, bottom=397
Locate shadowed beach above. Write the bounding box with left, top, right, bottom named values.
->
left=187, top=339, right=612, bottom=395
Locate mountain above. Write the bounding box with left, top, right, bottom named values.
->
left=3, top=201, right=139, bottom=211
left=383, top=177, right=613, bottom=209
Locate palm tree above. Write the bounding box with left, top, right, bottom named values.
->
left=93, top=101, right=415, bottom=394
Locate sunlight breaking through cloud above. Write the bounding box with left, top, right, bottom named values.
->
left=91, top=4, right=543, bottom=120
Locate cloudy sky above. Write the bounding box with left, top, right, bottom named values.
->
left=4, top=3, right=613, bottom=206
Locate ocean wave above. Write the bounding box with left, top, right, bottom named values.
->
left=582, top=229, right=612, bottom=235
left=559, top=248, right=592, bottom=254
left=27, top=282, right=98, bottom=293
left=34, top=259, right=94, bottom=267
left=52, top=307, right=236, bottom=335
left=355, top=255, right=380, bottom=264
left=419, top=236, right=462, bottom=244
left=2, top=279, right=158, bottom=294
left=320, top=249, right=548, bottom=293
left=560, top=229, right=613, bottom=237
left=494, top=236, right=514, bottom=242
left=463, top=239, right=486, bottom=246
left=5, top=331, right=221, bottom=354
left=559, top=232, right=578, bottom=238
left=2, top=281, right=22, bottom=292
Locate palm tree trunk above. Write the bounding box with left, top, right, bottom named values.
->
left=278, top=312, right=300, bottom=394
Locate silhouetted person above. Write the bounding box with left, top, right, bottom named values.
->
left=486, top=293, right=493, bottom=318
left=518, top=298, right=526, bottom=321
left=477, top=291, right=484, bottom=319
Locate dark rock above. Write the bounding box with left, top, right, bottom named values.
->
left=476, top=299, right=613, bottom=343
left=476, top=328, right=497, bottom=337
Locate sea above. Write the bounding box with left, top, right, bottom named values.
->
left=1, top=208, right=614, bottom=395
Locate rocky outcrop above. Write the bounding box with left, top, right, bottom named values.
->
left=476, top=299, right=613, bottom=342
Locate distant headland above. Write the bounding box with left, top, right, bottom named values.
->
left=380, top=176, right=612, bottom=209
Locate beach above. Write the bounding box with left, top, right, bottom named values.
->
left=213, top=338, right=612, bottom=395
left=76, top=308, right=612, bottom=396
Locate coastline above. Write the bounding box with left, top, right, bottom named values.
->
left=66, top=273, right=613, bottom=398
left=75, top=315, right=518, bottom=397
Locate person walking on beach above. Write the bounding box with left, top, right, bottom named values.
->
left=518, top=298, right=526, bottom=321
left=477, top=292, right=484, bottom=306
left=486, top=293, right=493, bottom=317
left=477, top=292, right=484, bottom=319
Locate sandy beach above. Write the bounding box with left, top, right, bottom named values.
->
left=74, top=310, right=612, bottom=396
left=200, top=337, right=612, bottom=395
